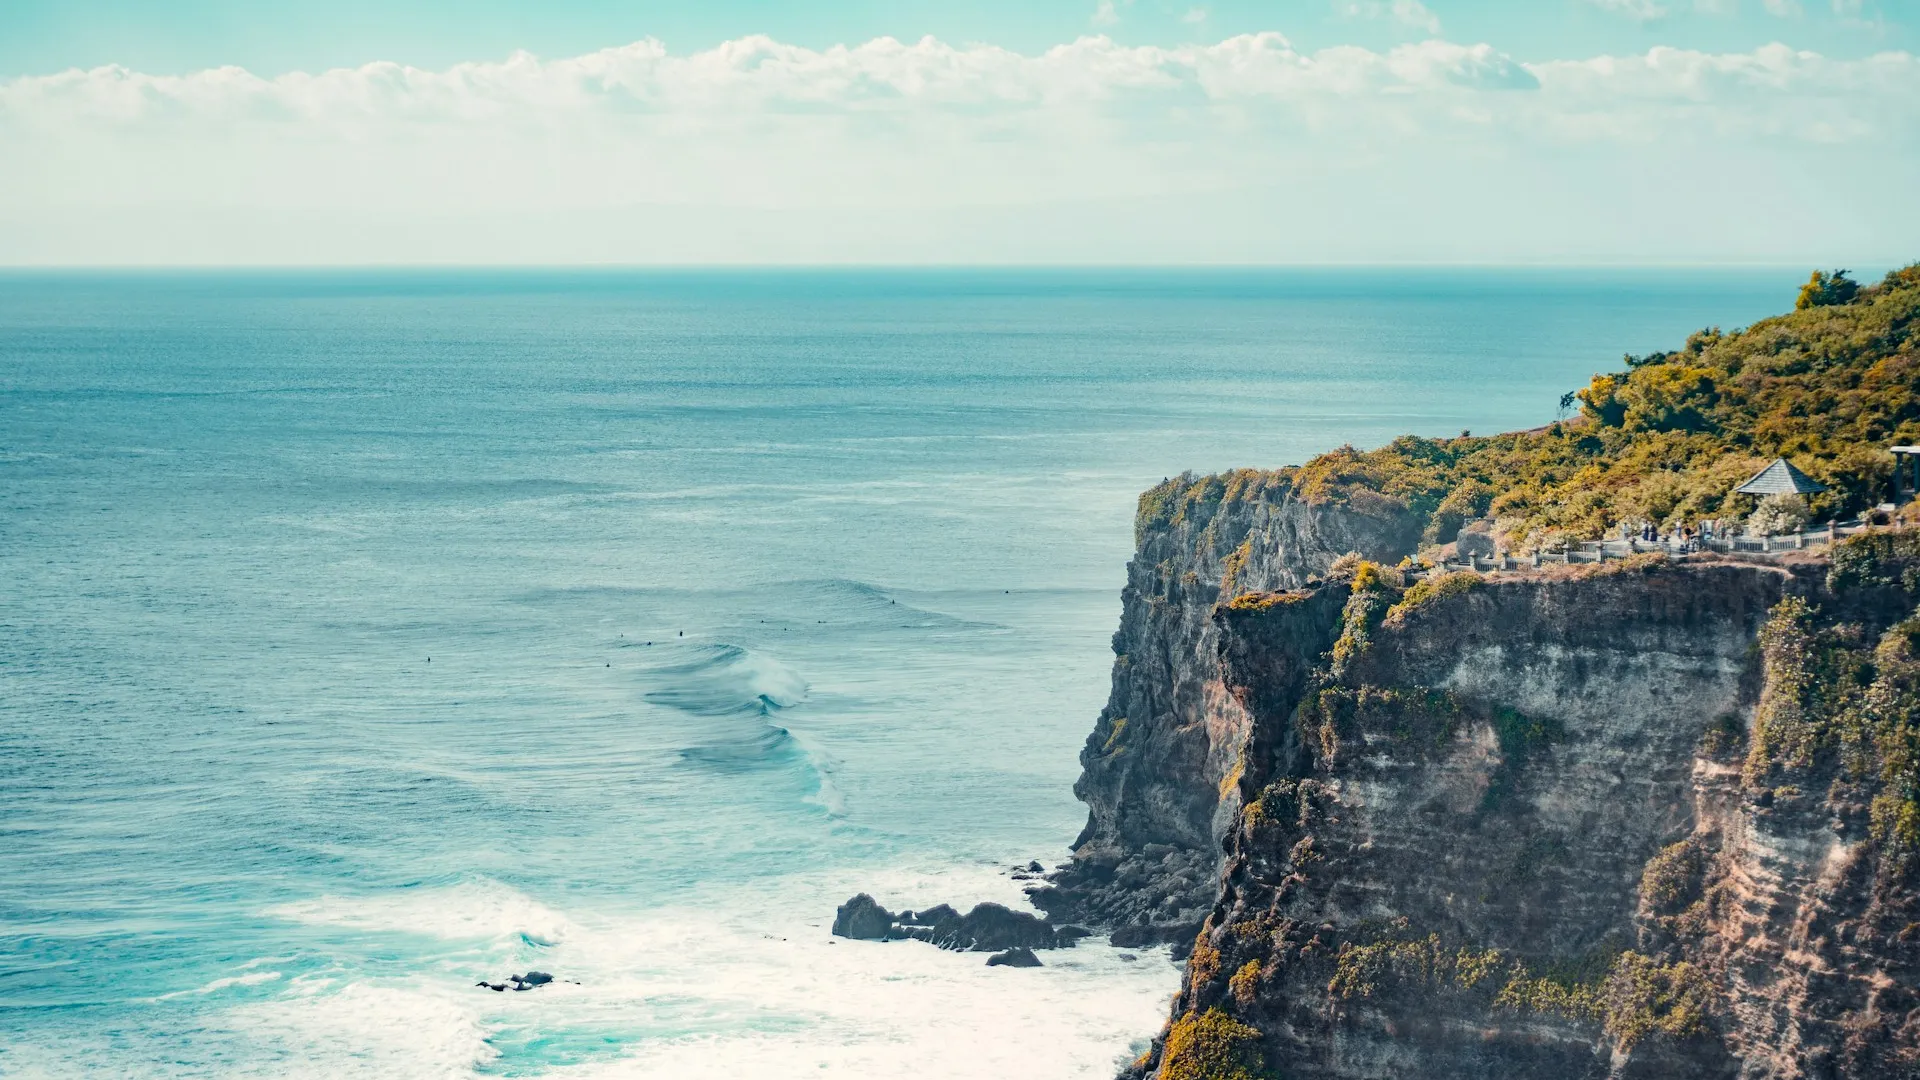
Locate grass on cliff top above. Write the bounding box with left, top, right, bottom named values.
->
left=1136, top=265, right=1920, bottom=553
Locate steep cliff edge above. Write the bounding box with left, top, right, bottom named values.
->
left=1123, top=534, right=1920, bottom=1080
left=1035, top=267, right=1920, bottom=1076
left=1032, top=470, right=1423, bottom=947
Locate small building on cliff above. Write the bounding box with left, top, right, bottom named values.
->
left=1735, top=457, right=1827, bottom=498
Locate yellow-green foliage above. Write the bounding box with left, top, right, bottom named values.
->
left=1281, top=265, right=1920, bottom=548
left=1158, top=1009, right=1269, bottom=1080
left=1350, top=560, right=1388, bottom=592
left=1298, top=687, right=1463, bottom=769
left=1829, top=530, right=1920, bottom=595
left=1225, top=590, right=1311, bottom=612
left=1454, top=946, right=1507, bottom=990
left=1320, top=925, right=1711, bottom=1048
left=1602, top=953, right=1712, bottom=1047
left=1798, top=269, right=1861, bottom=310
left=1871, top=792, right=1920, bottom=864
left=1735, top=583, right=1920, bottom=879
left=1383, top=571, right=1482, bottom=626
left=1222, top=539, right=1254, bottom=595
left=1243, top=778, right=1315, bottom=832
left=1330, top=562, right=1397, bottom=674
left=1218, top=755, right=1246, bottom=799
left=1189, top=934, right=1223, bottom=990
left=1639, top=837, right=1706, bottom=915
left=1866, top=616, right=1920, bottom=870
left=1329, top=933, right=1455, bottom=1000
left=1494, top=973, right=1604, bottom=1021
left=1229, top=960, right=1262, bottom=1007
left=1743, top=597, right=1820, bottom=785
left=1136, top=469, right=1291, bottom=543
left=1102, top=717, right=1129, bottom=755
left=1325, top=925, right=1512, bottom=999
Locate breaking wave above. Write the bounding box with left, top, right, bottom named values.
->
left=642, top=644, right=844, bottom=815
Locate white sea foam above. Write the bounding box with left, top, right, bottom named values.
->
left=153, top=968, right=284, bottom=1000
left=223, top=981, right=499, bottom=1079
left=206, top=863, right=1176, bottom=1078
left=262, top=878, right=574, bottom=946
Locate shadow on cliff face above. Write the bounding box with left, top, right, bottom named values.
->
left=1040, top=473, right=1424, bottom=952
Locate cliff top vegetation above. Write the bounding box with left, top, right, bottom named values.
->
left=1139, top=264, right=1920, bottom=554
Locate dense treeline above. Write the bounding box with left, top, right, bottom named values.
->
left=1288, top=265, right=1920, bottom=553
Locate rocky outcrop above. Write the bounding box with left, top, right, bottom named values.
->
left=1034, top=471, right=1424, bottom=948
left=1119, top=537, right=1920, bottom=1079
left=831, top=895, right=1073, bottom=953
left=987, top=947, right=1044, bottom=968
left=832, top=893, right=895, bottom=940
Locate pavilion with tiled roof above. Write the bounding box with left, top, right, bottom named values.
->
left=1736, top=458, right=1827, bottom=497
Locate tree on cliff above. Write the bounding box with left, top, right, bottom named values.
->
left=1280, top=262, right=1920, bottom=553
left=1796, top=269, right=1860, bottom=309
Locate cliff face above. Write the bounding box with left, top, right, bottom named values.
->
left=1035, top=471, right=1423, bottom=947
left=1117, top=534, right=1920, bottom=1080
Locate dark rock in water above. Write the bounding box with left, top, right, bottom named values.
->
left=480, top=970, right=555, bottom=993
left=1026, top=860, right=1044, bottom=873
left=921, top=902, right=1059, bottom=952
left=1053, top=924, right=1093, bottom=943
left=831, top=893, right=895, bottom=940
left=898, top=903, right=956, bottom=927
left=986, top=947, right=1042, bottom=968
left=1117, top=953, right=1138, bottom=963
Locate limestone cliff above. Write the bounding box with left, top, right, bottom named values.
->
left=1110, top=530, right=1920, bottom=1080
left=1033, top=471, right=1423, bottom=947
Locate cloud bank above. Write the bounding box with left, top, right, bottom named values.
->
left=1, top=33, right=1914, bottom=263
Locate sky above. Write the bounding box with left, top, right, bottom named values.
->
left=0, top=0, right=1915, bottom=265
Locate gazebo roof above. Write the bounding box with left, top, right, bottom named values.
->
left=1736, top=458, right=1827, bottom=496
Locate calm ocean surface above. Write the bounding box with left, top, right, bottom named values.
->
left=0, top=268, right=1798, bottom=1078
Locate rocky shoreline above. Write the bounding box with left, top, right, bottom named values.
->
left=833, top=461, right=1920, bottom=1078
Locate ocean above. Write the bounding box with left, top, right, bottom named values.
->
left=0, top=268, right=1798, bottom=1078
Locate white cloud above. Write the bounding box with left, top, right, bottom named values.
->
left=1337, top=0, right=1445, bottom=34
left=1182, top=7, right=1210, bottom=25
left=1584, top=0, right=1670, bottom=20
left=1763, top=0, right=1804, bottom=15
left=1092, top=1, right=1121, bottom=26
left=1, top=34, right=1914, bottom=264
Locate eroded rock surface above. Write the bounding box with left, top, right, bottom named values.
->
left=1033, top=472, right=1422, bottom=948
left=1121, top=541, right=1920, bottom=1079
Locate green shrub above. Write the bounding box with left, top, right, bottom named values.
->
left=1797, top=269, right=1860, bottom=310
left=1229, top=960, right=1262, bottom=1006
left=1602, top=953, right=1712, bottom=1047
left=1330, top=565, right=1396, bottom=674
left=1159, top=1009, right=1270, bottom=1080
left=1384, top=571, right=1482, bottom=626
left=1253, top=265, right=1920, bottom=546
left=1639, top=838, right=1706, bottom=914
left=1744, top=597, right=1818, bottom=786
left=1830, top=530, right=1920, bottom=594
left=1226, top=590, right=1312, bottom=612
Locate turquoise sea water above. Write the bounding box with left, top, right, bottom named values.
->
left=0, top=269, right=1798, bottom=1078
